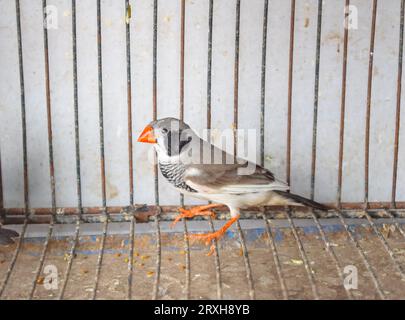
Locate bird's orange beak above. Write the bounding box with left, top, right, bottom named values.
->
left=137, top=125, right=157, bottom=144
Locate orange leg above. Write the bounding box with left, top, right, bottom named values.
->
left=188, top=215, right=240, bottom=256
left=170, top=204, right=222, bottom=228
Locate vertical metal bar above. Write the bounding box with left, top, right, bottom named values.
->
left=179, top=0, right=185, bottom=122
left=126, top=0, right=134, bottom=208
left=29, top=0, right=59, bottom=299
left=96, top=1, right=107, bottom=213
left=58, top=0, right=82, bottom=299
left=206, top=0, right=223, bottom=300
left=391, top=0, right=404, bottom=208
left=178, top=0, right=190, bottom=300
left=152, top=0, right=162, bottom=300
left=310, top=0, right=322, bottom=200
left=259, top=0, right=268, bottom=167
left=72, top=0, right=83, bottom=217
left=262, top=212, right=288, bottom=300
left=308, top=0, right=353, bottom=300
left=286, top=0, right=295, bottom=185
left=285, top=209, right=319, bottom=299
left=337, top=0, right=350, bottom=208
left=0, top=0, right=29, bottom=297
left=92, top=0, right=108, bottom=299
left=364, top=0, right=378, bottom=208
left=231, top=0, right=255, bottom=300
left=42, top=0, right=57, bottom=217
left=233, top=0, right=240, bottom=157
left=125, top=0, right=135, bottom=300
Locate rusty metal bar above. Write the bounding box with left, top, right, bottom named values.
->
left=285, top=209, right=319, bottom=299
left=262, top=212, right=288, bottom=300
left=0, top=0, right=29, bottom=298
left=152, top=0, right=162, bottom=300
left=6, top=202, right=405, bottom=217
left=180, top=0, right=185, bottom=122
left=206, top=0, right=223, bottom=300
left=337, top=0, right=350, bottom=207
left=72, top=0, right=83, bottom=217
left=308, top=0, right=353, bottom=300
left=286, top=0, right=295, bottom=185
left=259, top=0, right=268, bottom=167
left=233, top=0, right=240, bottom=156
left=125, top=0, right=136, bottom=300
left=42, top=0, right=57, bottom=217
left=391, top=0, right=405, bottom=208
left=364, top=0, right=378, bottom=207
left=310, top=0, right=322, bottom=200
left=92, top=0, right=108, bottom=300
left=126, top=1, right=134, bottom=208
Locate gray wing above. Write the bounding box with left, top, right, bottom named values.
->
left=183, top=162, right=289, bottom=194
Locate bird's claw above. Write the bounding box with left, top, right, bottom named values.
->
left=170, top=207, right=216, bottom=228
left=187, top=231, right=222, bottom=246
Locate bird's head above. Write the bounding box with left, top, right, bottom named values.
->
left=137, top=117, right=194, bottom=159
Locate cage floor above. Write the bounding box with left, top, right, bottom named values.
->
left=1, top=218, right=405, bottom=300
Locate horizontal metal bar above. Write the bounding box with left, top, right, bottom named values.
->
left=4, top=203, right=405, bottom=218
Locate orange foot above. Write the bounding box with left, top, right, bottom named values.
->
left=170, top=204, right=222, bottom=228
left=188, top=215, right=240, bottom=256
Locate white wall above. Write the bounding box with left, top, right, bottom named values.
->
left=0, top=0, right=404, bottom=209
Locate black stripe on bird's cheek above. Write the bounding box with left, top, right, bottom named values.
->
left=166, top=130, right=191, bottom=156
left=179, top=136, right=192, bottom=153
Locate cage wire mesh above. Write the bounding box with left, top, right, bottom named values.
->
left=0, top=0, right=405, bottom=300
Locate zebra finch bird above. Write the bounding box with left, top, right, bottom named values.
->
left=137, top=117, right=328, bottom=255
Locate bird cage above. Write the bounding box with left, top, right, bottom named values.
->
left=0, top=0, right=405, bottom=300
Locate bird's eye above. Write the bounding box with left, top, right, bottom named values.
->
left=161, top=128, right=168, bottom=135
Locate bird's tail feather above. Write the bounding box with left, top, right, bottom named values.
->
left=274, top=190, right=329, bottom=211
